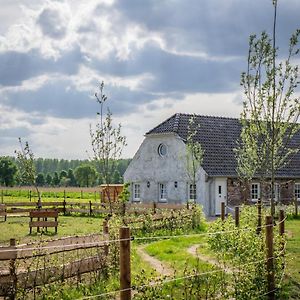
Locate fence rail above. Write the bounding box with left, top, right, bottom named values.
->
left=1, top=201, right=187, bottom=218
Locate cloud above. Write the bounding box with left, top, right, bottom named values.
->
left=36, top=6, right=69, bottom=39
left=0, top=46, right=84, bottom=86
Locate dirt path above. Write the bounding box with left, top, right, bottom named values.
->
left=136, top=245, right=173, bottom=276
left=187, top=244, right=234, bottom=274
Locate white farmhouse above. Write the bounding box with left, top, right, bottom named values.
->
left=124, top=113, right=300, bottom=216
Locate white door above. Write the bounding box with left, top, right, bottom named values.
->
left=215, top=178, right=227, bottom=215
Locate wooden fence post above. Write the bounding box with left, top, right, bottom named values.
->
left=235, top=206, right=239, bottom=227
left=295, top=197, right=298, bottom=217
left=9, top=238, right=17, bottom=300
left=103, top=220, right=109, bottom=256
left=221, top=202, right=225, bottom=221
left=279, top=210, right=285, bottom=236
left=256, top=199, right=262, bottom=234
left=29, top=190, right=31, bottom=202
left=81, top=190, right=83, bottom=199
left=64, top=190, right=66, bottom=202
left=266, top=216, right=275, bottom=300
left=120, top=227, right=131, bottom=300
left=1, top=189, right=3, bottom=203
left=63, top=199, right=66, bottom=216
left=89, top=201, right=92, bottom=216
left=153, top=202, right=157, bottom=214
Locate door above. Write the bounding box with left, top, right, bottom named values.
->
left=215, top=178, right=227, bottom=215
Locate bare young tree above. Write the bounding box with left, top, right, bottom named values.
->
left=90, top=82, right=127, bottom=211
left=186, top=115, right=204, bottom=204
left=15, top=138, right=41, bottom=207
left=236, top=0, right=300, bottom=217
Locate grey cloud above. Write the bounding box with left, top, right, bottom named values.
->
left=92, top=43, right=244, bottom=94
left=0, top=127, right=32, bottom=139
left=2, top=79, right=157, bottom=119
left=0, top=47, right=84, bottom=86
left=115, top=0, right=300, bottom=57
left=37, top=7, right=67, bottom=39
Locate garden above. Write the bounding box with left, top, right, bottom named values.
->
left=0, top=191, right=299, bottom=299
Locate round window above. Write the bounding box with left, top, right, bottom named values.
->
left=158, top=143, right=167, bottom=157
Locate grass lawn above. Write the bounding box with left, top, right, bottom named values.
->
left=0, top=215, right=105, bottom=244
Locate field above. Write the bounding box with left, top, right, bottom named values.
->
left=0, top=190, right=299, bottom=299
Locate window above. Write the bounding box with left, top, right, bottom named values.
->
left=295, top=183, right=300, bottom=200
left=251, top=183, right=260, bottom=201
left=158, top=143, right=167, bottom=157
left=159, top=183, right=167, bottom=202
left=274, top=183, right=280, bottom=202
left=133, top=184, right=140, bottom=201
left=189, top=184, right=197, bottom=200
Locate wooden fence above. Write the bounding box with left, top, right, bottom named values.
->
left=1, top=201, right=186, bottom=218
left=0, top=231, right=109, bottom=298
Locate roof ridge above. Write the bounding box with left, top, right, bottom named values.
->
left=176, top=112, right=240, bottom=121
left=173, top=113, right=181, bottom=132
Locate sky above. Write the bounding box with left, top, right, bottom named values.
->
left=0, top=0, right=299, bottom=160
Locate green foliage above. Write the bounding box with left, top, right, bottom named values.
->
left=52, top=172, right=60, bottom=186
left=36, top=173, right=45, bottom=186
left=207, top=206, right=286, bottom=299
left=90, top=82, right=127, bottom=186
left=0, top=156, right=17, bottom=186
left=185, top=115, right=203, bottom=201
left=119, top=182, right=130, bottom=203
left=236, top=1, right=300, bottom=218
left=74, top=164, right=97, bottom=187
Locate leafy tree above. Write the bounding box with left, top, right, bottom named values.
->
left=59, top=170, right=68, bottom=180
left=185, top=115, right=204, bottom=203
left=90, top=82, right=127, bottom=209
left=36, top=173, right=45, bottom=186
left=45, top=173, right=52, bottom=186
left=67, top=168, right=77, bottom=186
left=74, top=164, right=97, bottom=187
left=0, top=156, right=17, bottom=186
left=52, top=172, right=60, bottom=186
left=236, top=0, right=300, bottom=217
left=113, top=169, right=122, bottom=184
left=15, top=138, right=41, bottom=207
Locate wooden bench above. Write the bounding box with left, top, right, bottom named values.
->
left=29, top=210, right=58, bottom=234
left=0, top=204, right=7, bottom=221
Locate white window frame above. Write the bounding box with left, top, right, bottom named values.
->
left=251, top=183, right=260, bottom=202
left=189, top=184, right=197, bottom=201
left=133, top=183, right=141, bottom=202
left=274, top=183, right=280, bottom=202
left=295, top=183, right=300, bottom=200
left=159, top=183, right=167, bottom=202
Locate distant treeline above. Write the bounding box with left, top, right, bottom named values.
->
left=0, top=156, right=131, bottom=187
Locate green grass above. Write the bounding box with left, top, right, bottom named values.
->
left=0, top=215, right=105, bottom=244
left=144, top=235, right=212, bottom=274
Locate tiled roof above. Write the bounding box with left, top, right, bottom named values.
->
left=146, top=113, right=300, bottom=177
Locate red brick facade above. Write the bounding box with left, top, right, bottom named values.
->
left=227, top=178, right=299, bottom=205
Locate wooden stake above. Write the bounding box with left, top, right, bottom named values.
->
left=279, top=210, right=285, bottom=236
left=153, top=202, right=157, bottom=214
left=1, top=189, right=3, bottom=203
left=256, top=199, right=262, bottom=234
left=235, top=206, right=239, bottom=227
left=266, top=216, right=275, bottom=300
left=120, top=227, right=131, bottom=300
left=221, top=202, right=225, bottom=221
left=103, top=220, right=109, bottom=256
left=9, top=238, right=17, bottom=300
left=295, top=197, right=298, bottom=217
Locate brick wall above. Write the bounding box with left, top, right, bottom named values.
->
left=227, top=178, right=298, bottom=205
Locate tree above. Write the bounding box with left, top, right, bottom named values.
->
left=15, top=138, right=41, bottom=207
left=113, top=169, right=122, bottom=184
left=185, top=115, right=204, bottom=203
left=52, top=172, right=60, bottom=186
left=90, top=82, right=127, bottom=209
left=45, top=173, right=52, bottom=186
left=74, top=164, right=97, bottom=187
left=36, top=173, right=45, bottom=186
left=67, top=168, right=77, bottom=186
left=236, top=0, right=300, bottom=217
left=0, top=156, right=17, bottom=186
